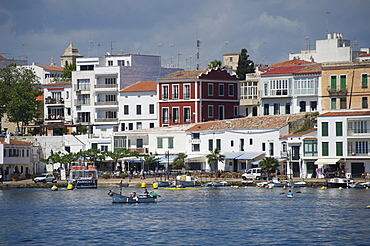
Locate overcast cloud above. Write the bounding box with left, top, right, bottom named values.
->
left=1, top=0, right=369, bottom=68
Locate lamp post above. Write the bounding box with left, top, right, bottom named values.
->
left=165, top=150, right=170, bottom=180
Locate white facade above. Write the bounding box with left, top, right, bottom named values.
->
left=317, top=111, right=370, bottom=178
left=43, top=82, right=73, bottom=124
left=289, top=33, right=368, bottom=63
left=21, top=64, right=64, bottom=85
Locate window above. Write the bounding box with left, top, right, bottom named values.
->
left=118, top=60, right=125, bottom=66
left=228, top=84, right=234, bottom=96
left=216, top=139, right=221, bottom=150
left=108, top=60, right=113, bottom=66
left=136, top=105, right=142, bottom=115
left=208, top=139, right=213, bottom=151
left=124, top=105, right=129, bottom=115
left=137, top=139, right=143, bottom=148
left=336, top=122, right=343, bottom=136
left=336, top=142, right=343, bottom=156
left=172, top=108, right=179, bottom=123
left=262, top=143, right=266, bottom=151
left=173, top=85, right=179, bottom=99
left=241, top=81, right=258, bottom=100
left=106, top=94, right=116, bottom=101
left=105, top=111, right=117, bottom=119
left=208, top=83, right=213, bottom=96
left=162, top=108, right=169, bottom=123
left=219, top=105, right=224, bottom=120
left=340, top=75, right=346, bottom=91
left=285, top=103, right=290, bottom=114
left=322, top=142, right=329, bottom=156
left=362, top=97, right=368, bottom=109
left=219, top=84, right=224, bottom=96
left=348, top=141, right=369, bottom=155
left=252, top=106, right=258, bottom=116
left=162, top=85, right=169, bottom=100
left=128, top=123, right=133, bottom=130
left=184, top=84, right=190, bottom=99
left=353, top=121, right=369, bottom=134
left=264, top=104, right=269, bottom=115
left=362, top=74, right=368, bottom=88
left=331, top=98, right=337, bottom=110
left=240, top=139, right=244, bottom=151
left=330, top=75, right=337, bottom=92
left=274, top=103, right=280, bottom=115
left=249, top=138, right=253, bottom=145
left=184, top=107, right=191, bottom=123
left=168, top=138, right=174, bottom=149
left=77, top=112, right=90, bottom=122
left=268, top=79, right=289, bottom=96
left=77, top=79, right=90, bottom=90
left=303, top=140, right=317, bottom=157
left=322, top=122, right=329, bottom=136
left=121, top=123, right=125, bottom=131
left=269, top=142, right=274, bottom=156
left=149, top=123, right=154, bottom=128
left=157, top=138, right=163, bottom=148
left=80, top=65, right=94, bottom=71
left=293, top=77, right=318, bottom=95
left=149, top=104, right=155, bottom=114
left=234, top=106, right=238, bottom=116
left=230, top=140, right=234, bottom=147
left=192, top=144, right=200, bottom=152
left=101, top=145, right=108, bottom=151
left=105, top=78, right=116, bottom=84
left=310, top=101, right=317, bottom=111
left=192, top=133, right=200, bottom=139
left=340, top=98, right=346, bottom=109
left=208, top=105, right=214, bottom=117
left=299, top=101, right=306, bottom=112
left=136, top=122, right=142, bottom=129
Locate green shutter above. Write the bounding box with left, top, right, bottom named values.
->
left=331, top=76, right=337, bottom=92
left=322, top=142, right=329, bottom=156
left=331, top=98, right=336, bottom=109
left=336, top=122, right=343, bottom=136
left=157, top=138, right=163, bottom=148
left=340, top=75, right=346, bottom=91
left=362, top=74, right=368, bottom=88
left=216, top=139, right=221, bottom=151
left=168, top=137, right=174, bottom=149
left=322, top=122, right=329, bottom=136
left=336, top=142, right=343, bottom=156
left=208, top=139, right=213, bottom=151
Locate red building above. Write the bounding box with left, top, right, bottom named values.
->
left=157, top=68, right=239, bottom=126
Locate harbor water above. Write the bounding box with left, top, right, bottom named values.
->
left=1, top=186, right=370, bottom=245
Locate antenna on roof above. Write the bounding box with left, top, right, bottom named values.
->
left=326, top=11, right=330, bottom=35
left=196, top=40, right=201, bottom=70
left=88, top=35, right=93, bottom=57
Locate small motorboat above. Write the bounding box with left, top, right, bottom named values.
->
left=164, top=187, right=200, bottom=190
left=326, top=178, right=354, bottom=188
left=116, top=183, right=129, bottom=188
left=287, top=181, right=306, bottom=188
left=348, top=181, right=370, bottom=189
left=204, top=181, right=228, bottom=187
left=108, top=190, right=158, bottom=203
left=153, top=181, right=170, bottom=187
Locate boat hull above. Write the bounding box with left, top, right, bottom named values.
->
left=109, top=192, right=156, bottom=203
left=164, top=187, right=200, bottom=190
left=74, top=179, right=98, bottom=189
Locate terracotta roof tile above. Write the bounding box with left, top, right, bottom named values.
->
left=359, top=53, right=370, bottom=57
left=159, top=69, right=208, bottom=79
left=294, top=63, right=322, bottom=74
left=187, top=115, right=304, bottom=132
left=120, top=81, right=157, bottom=92
left=0, top=55, right=5, bottom=59
left=319, top=111, right=370, bottom=117
left=42, top=82, right=72, bottom=86
left=36, top=92, right=44, bottom=101
left=38, top=65, right=64, bottom=71
left=269, top=59, right=313, bottom=68
left=280, top=128, right=317, bottom=138
left=262, top=65, right=309, bottom=75
left=0, top=138, right=33, bottom=145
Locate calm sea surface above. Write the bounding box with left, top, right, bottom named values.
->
left=1, top=186, right=370, bottom=246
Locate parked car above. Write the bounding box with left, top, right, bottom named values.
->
left=34, top=173, right=56, bottom=183
left=242, top=168, right=267, bottom=180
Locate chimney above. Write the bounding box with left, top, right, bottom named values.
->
left=5, top=130, right=10, bottom=144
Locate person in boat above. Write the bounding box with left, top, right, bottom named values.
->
left=287, top=190, right=293, bottom=197
left=180, top=183, right=185, bottom=188
left=144, top=189, right=149, bottom=197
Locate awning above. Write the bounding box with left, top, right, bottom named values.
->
left=235, top=152, right=264, bottom=160
left=251, top=159, right=263, bottom=165
left=158, top=155, right=178, bottom=163
left=223, top=152, right=244, bottom=159
left=314, top=158, right=340, bottom=168
left=185, top=156, right=206, bottom=163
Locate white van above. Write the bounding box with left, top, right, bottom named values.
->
left=242, top=168, right=267, bottom=180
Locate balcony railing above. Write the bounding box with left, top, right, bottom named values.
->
left=128, top=148, right=149, bottom=154
left=95, top=118, right=118, bottom=122
left=94, top=84, right=118, bottom=89
left=74, top=85, right=91, bottom=91
left=94, top=101, right=118, bottom=106
left=45, top=98, right=64, bottom=104
left=347, top=129, right=370, bottom=136
left=74, top=99, right=90, bottom=106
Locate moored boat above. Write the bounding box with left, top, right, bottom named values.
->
left=348, top=181, right=370, bottom=189
left=326, top=178, right=354, bottom=188
left=153, top=181, right=170, bottom=187
left=69, top=165, right=98, bottom=189
left=164, top=187, right=200, bottom=190
left=204, top=181, right=228, bottom=187
left=108, top=190, right=158, bottom=203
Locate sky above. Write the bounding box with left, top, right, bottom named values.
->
left=1, top=0, right=369, bottom=69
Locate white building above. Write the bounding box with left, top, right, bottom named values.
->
left=260, top=61, right=322, bottom=116
left=316, top=110, right=370, bottom=179
left=21, top=64, right=64, bottom=85
left=184, top=114, right=305, bottom=172
left=289, top=33, right=368, bottom=63
left=119, top=81, right=158, bottom=131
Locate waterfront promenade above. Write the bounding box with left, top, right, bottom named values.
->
left=1, top=175, right=364, bottom=189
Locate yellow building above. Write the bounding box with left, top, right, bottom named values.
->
left=321, top=61, right=370, bottom=111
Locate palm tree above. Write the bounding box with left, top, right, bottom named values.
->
left=206, top=148, right=225, bottom=172
left=207, top=59, right=223, bottom=69
left=140, top=154, right=160, bottom=171
left=105, top=148, right=139, bottom=172
left=172, top=153, right=188, bottom=169
left=259, top=157, right=280, bottom=179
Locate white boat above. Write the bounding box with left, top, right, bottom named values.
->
left=287, top=181, right=306, bottom=188
left=69, top=166, right=98, bottom=189
left=348, top=181, right=370, bottom=189
left=204, top=181, right=228, bottom=187
left=108, top=190, right=158, bottom=203
left=171, top=175, right=198, bottom=187
left=326, top=178, right=354, bottom=188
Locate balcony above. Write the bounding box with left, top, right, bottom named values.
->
left=95, top=118, right=118, bottom=122
left=45, top=98, right=64, bottom=105
left=128, top=148, right=149, bottom=154
left=94, top=84, right=118, bottom=90
left=45, top=115, right=64, bottom=121
left=327, top=86, right=347, bottom=95
left=74, top=99, right=90, bottom=106
left=94, top=101, right=118, bottom=106
left=74, top=85, right=91, bottom=91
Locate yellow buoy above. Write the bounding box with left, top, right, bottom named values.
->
left=51, top=185, right=58, bottom=191
left=153, top=183, right=159, bottom=189
left=141, top=182, right=147, bottom=188
left=339, top=187, right=343, bottom=190
left=366, top=187, right=369, bottom=190
left=67, top=184, right=74, bottom=190
left=321, top=186, right=326, bottom=190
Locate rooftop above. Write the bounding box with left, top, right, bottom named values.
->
left=120, top=81, right=157, bottom=92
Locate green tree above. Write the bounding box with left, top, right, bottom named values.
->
left=105, top=148, right=139, bottom=172
left=259, top=157, right=280, bottom=179
left=207, top=59, right=223, bottom=69
left=140, top=154, right=160, bottom=171
left=236, top=48, right=255, bottom=80
left=62, top=63, right=76, bottom=81
left=0, top=64, right=42, bottom=132
left=206, top=148, right=225, bottom=172
left=172, top=153, right=188, bottom=169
